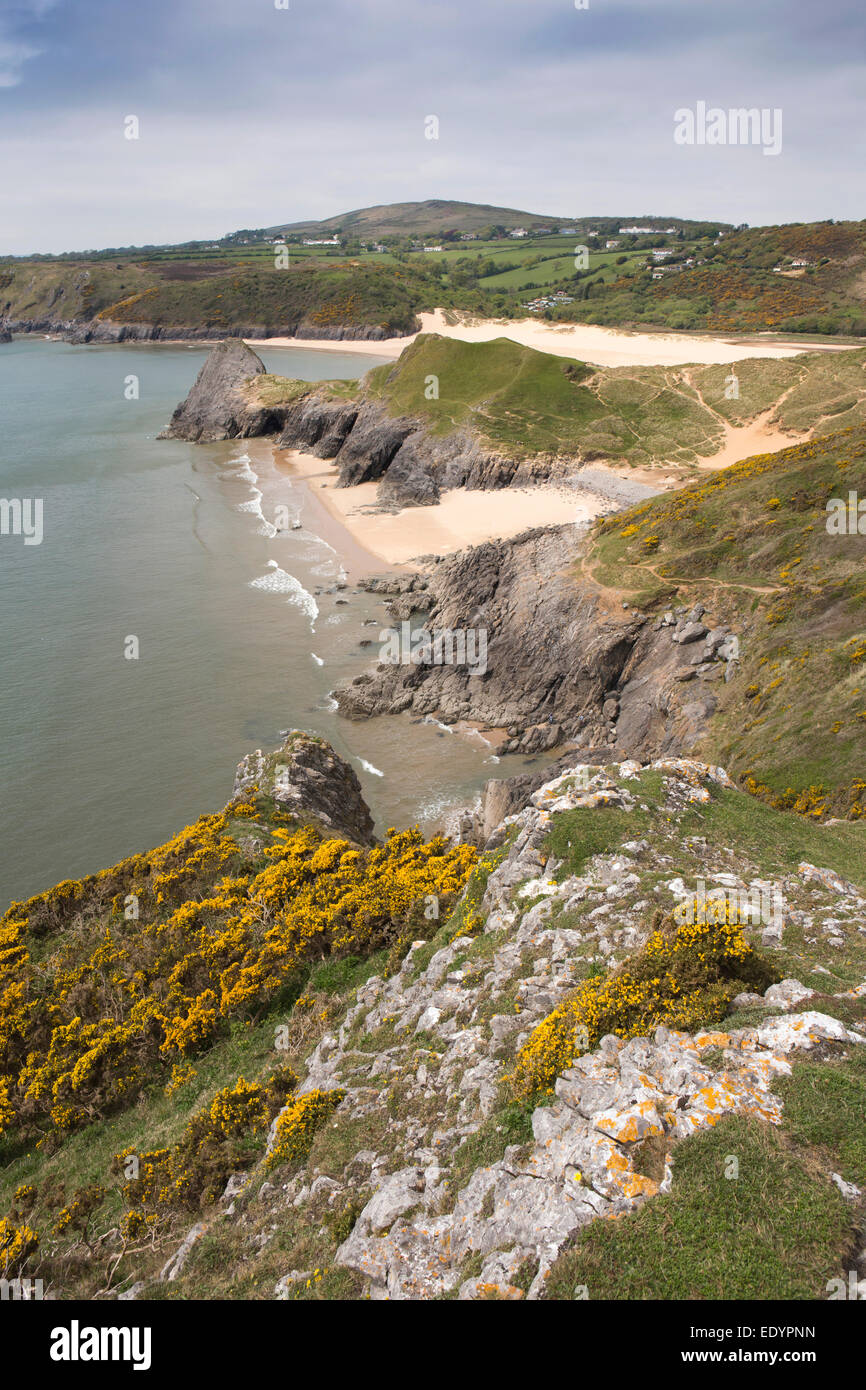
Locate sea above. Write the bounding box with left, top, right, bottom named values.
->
left=0, top=335, right=532, bottom=912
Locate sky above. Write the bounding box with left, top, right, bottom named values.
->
left=0, top=0, right=864, bottom=254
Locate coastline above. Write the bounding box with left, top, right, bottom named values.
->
left=248, top=307, right=853, bottom=369
left=246, top=437, right=403, bottom=580
left=274, top=444, right=615, bottom=566
left=14, top=311, right=855, bottom=371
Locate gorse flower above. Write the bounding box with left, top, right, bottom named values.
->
left=509, top=910, right=776, bottom=1099
left=0, top=810, right=476, bottom=1139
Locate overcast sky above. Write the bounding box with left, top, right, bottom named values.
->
left=1, top=0, right=863, bottom=254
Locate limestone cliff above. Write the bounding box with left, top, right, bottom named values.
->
left=138, top=756, right=866, bottom=1301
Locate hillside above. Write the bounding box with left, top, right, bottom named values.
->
left=266, top=199, right=568, bottom=239
left=237, top=333, right=866, bottom=510
left=588, top=426, right=866, bottom=816
left=0, top=259, right=431, bottom=341
left=1, top=738, right=863, bottom=1302
left=359, top=333, right=866, bottom=464
left=4, top=207, right=865, bottom=341
left=323, top=419, right=866, bottom=831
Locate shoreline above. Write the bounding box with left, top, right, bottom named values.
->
left=13, top=313, right=855, bottom=371
left=248, top=308, right=855, bottom=369
left=273, top=444, right=618, bottom=567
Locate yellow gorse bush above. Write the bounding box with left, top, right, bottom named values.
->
left=0, top=1215, right=38, bottom=1276
left=266, top=1088, right=346, bottom=1171
left=0, top=809, right=476, bottom=1138
left=510, top=905, right=777, bottom=1100
left=114, top=1071, right=297, bottom=1225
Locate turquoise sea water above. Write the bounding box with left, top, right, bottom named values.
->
left=0, top=337, right=522, bottom=911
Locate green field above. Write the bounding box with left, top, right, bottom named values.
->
left=3, top=205, right=866, bottom=338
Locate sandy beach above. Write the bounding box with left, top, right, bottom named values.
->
left=276, top=446, right=609, bottom=566
left=249, top=308, right=847, bottom=370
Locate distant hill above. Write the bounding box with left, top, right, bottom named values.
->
left=2, top=204, right=864, bottom=339
left=264, top=199, right=568, bottom=239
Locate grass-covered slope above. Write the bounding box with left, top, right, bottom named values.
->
left=358, top=333, right=866, bottom=470
left=269, top=198, right=566, bottom=240
left=0, top=259, right=435, bottom=336
left=587, top=426, right=866, bottom=815
left=0, top=775, right=476, bottom=1296
left=2, top=757, right=864, bottom=1301
left=5, top=213, right=866, bottom=338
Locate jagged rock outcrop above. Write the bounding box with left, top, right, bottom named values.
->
left=149, top=333, right=667, bottom=507
left=276, top=395, right=645, bottom=508
left=100, top=755, right=866, bottom=1302
left=247, top=758, right=866, bottom=1301
left=334, top=1005, right=863, bottom=1299
left=334, top=527, right=736, bottom=761
left=0, top=320, right=12, bottom=344
left=232, top=731, right=376, bottom=846
left=159, top=339, right=270, bottom=442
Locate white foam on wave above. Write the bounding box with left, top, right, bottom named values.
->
left=224, top=455, right=279, bottom=538
left=311, top=652, right=324, bottom=666
left=356, top=757, right=384, bottom=778
left=417, top=791, right=481, bottom=836
left=310, top=558, right=340, bottom=579
left=238, top=489, right=278, bottom=538
left=423, top=715, right=454, bottom=734
left=249, top=560, right=318, bottom=627
left=465, top=727, right=494, bottom=749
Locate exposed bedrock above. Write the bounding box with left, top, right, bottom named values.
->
left=334, top=524, right=731, bottom=764
left=158, top=338, right=270, bottom=442
left=153, top=343, right=664, bottom=508
left=276, top=397, right=597, bottom=507
left=5, top=317, right=410, bottom=345
left=232, top=731, right=376, bottom=846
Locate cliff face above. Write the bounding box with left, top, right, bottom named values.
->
left=158, top=338, right=270, bottom=442
left=276, top=396, right=595, bottom=508
left=158, top=343, right=632, bottom=508
left=233, top=731, right=376, bottom=846
left=334, top=524, right=737, bottom=761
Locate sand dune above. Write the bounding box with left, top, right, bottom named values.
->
left=250, top=307, right=846, bottom=370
